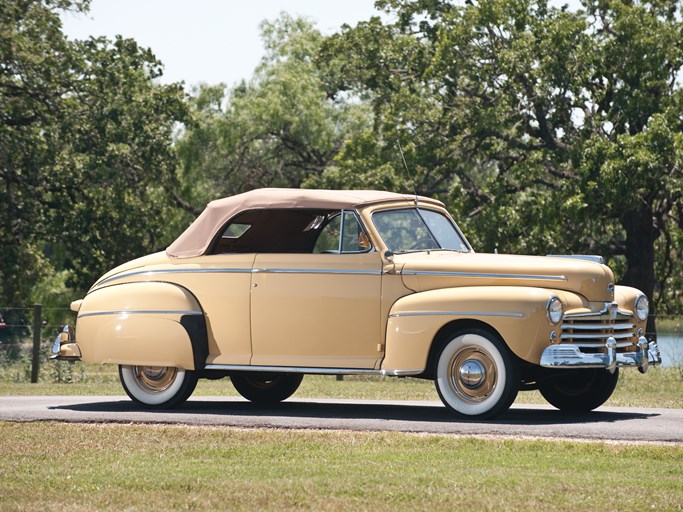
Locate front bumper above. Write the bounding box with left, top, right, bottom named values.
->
left=540, top=336, right=662, bottom=373
left=50, top=325, right=81, bottom=361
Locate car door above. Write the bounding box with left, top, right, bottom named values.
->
left=170, top=253, right=256, bottom=367
left=250, top=211, right=383, bottom=369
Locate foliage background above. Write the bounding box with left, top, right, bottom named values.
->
left=1, top=0, right=681, bottom=343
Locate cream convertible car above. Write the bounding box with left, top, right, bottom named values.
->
left=53, top=189, right=661, bottom=419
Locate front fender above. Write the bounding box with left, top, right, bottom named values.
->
left=74, top=282, right=207, bottom=370
left=382, top=286, right=563, bottom=372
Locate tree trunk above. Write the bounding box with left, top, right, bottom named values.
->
left=620, top=207, right=658, bottom=338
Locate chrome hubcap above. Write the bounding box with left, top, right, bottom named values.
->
left=133, top=366, right=178, bottom=394
left=448, top=347, right=497, bottom=404
left=458, top=359, right=486, bottom=389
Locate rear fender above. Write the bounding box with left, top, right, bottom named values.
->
left=382, top=286, right=562, bottom=372
left=74, top=282, right=207, bottom=370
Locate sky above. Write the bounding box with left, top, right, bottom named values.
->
left=60, top=0, right=383, bottom=91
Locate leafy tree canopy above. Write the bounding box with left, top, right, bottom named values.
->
left=0, top=0, right=189, bottom=330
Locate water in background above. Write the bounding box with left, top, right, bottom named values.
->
left=657, top=334, right=681, bottom=368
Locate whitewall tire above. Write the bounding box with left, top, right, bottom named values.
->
left=435, top=329, right=519, bottom=420
left=119, top=365, right=198, bottom=408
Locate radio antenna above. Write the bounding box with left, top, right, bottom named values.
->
left=397, top=141, right=419, bottom=204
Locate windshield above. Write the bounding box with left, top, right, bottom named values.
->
left=372, top=208, right=469, bottom=253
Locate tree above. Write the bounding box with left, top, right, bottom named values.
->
left=174, top=13, right=372, bottom=214
left=0, top=0, right=189, bottom=329
left=1, top=0, right=82, bottom=311
left=54, top=35, right=189, bottom=291
left=316, top=0, right=683, bottom=333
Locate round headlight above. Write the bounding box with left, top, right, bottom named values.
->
left=635, top=295, right=649, bottom=322
left=547, top=296, right=563, bottom=325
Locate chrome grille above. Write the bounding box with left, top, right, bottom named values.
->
left=560, top=307, right=636, bottom=353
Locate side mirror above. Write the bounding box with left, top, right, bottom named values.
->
left=384, top=250, right=395, bottom=262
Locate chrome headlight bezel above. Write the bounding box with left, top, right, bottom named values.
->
left=546, top=296, right=563, bottom=325
left=635, top=294, right=649, bottom=322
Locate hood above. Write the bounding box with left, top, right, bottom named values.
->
left=397, top=252, right=614, bottom=302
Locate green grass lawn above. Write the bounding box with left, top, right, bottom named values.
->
left=1, top=359, right=681, bottom=510
left=1, top=422, right=681, bottom=511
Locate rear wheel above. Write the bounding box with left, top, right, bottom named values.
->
left=538, top=368, right=619, bottom=412
left=435, top=329, right=519, bottom=420
left=119, top=365, right=198, bottom=408
left=231, top=372, right=303, bottom=403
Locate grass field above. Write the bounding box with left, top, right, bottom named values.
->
left=1, top=422, right=681, bottom=511
left=1, top=360, right=682, bottom=510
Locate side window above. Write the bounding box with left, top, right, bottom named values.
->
left=313, top=215, right=341, bottom=253
left=313, top=211, right=372, bottom=254
left=222, top=223, right=251, bottom=239
left=341, top=211, right=370, bottom=252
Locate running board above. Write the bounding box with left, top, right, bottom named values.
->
left=204, top=364, right=423, bottom=377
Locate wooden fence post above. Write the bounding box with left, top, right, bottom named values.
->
left=31, top=304, right=42, bottom=383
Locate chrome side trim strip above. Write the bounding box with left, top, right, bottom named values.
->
left=98, top=268, right=251, bottom=285
left=389, top=311, right=524, bottom=318
left=78, top=309, right=203, bottom=319
left=400, top=270, right=567, bottom=281
left=204, top=364, right=423, bottom=377
left=98, top=266, right=382, bottom=285
left=253, top=268, right=382, bottom=275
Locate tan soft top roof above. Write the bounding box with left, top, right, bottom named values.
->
left=166, top=188, right=443, bottom=258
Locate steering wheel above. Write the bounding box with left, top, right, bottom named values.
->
left=408, top=237, right=433, bottom=250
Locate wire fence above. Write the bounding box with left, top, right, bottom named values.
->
left=0, top=305, right=76, bottom=384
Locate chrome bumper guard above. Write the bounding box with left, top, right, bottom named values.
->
left=50, top=325, right=81, bottom=361
left=540, top=336, right=662, bottom=374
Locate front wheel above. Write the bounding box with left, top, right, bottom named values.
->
left=435, top=329, right=519, bottom=420
left=538, top=368, right=619, bottom=412
left=231, top=372, right=303, bottom=403
left=119, top=365, right=198, bottom=408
